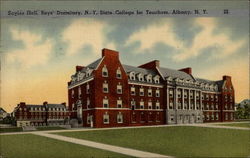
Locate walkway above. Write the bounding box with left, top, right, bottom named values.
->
left=34, top=132, right=170, bottom=158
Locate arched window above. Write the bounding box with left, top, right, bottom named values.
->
left=117, top=112, right=123, bottom=123
left=102, top=65, right=108, bottom=77
left=116, top=67, right=122, bottom=79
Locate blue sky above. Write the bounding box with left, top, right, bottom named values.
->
left=1, top=1, right=249, bottom=112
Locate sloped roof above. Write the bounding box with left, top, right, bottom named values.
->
left=46, top=104, right=66, bottom=109
left=158, top=67, right=194, bottom=81
left=195, top=78, right=217, bottom=84
left=0, top=107, right=7, bottom=113
left=123, top=64, right=158, bottom=76
left=86, top=58, right=103, bottom=69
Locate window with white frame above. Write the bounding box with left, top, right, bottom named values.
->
left=140, top=100, right=144, bottom=109
left=139, top=87, right=144, bottom=96
left=196, top=92, right=200, bottom=99
left=117, top=112, right=123, bottom=123
left=230, top=113, right=233, bottom=120
left=177, top=89, right=181, bottom=98
left=146, top=74, right=152, bottom=83
left=170, top=115, right=174, bottom=122
left=131, top=87, right=135, bottom=95
left=102, top=65, right=108, bottom=77
left=184, top=101, right=188, bottom=109
left=131, top=99, right=136, bottom=110
left=215, top=104, right=218, bottom=110
left=206, top=114, right=209, bottom=120
left=169, top=101, right=173, bottom=109
left=178, top=101, right=182, bottom=109
left=103, top=81, right=109, bottom=93
left=117, top=84, right=122, bottom=94
left=211, top=114, right=214, bottom=120
left=156, top=89, right=160, bottom=97
left=169, top=89, right=173, bottom=98
left=156, top=101, right=160, bottom=109
left=116, top=67, right=122, bottom=79
left=196, top=102, right=200, bottom=110
left=130, top=72, right=135, bottom=80
left=87, top=114, right=91, bottom=124
left=148, top=88, right=152, bottom=97
left=215, top=113, right=219, bottom=120
left=206, top=103, right=209, bottom=110
left=103, top=96, right=109, bottom=108
left=211, top=103, right=214, bottom=110
left=206, top=94, right=209, bottom=100
left=103, top=112, right=109, bottom=124
left=154, top=76, right=160, bottom=84
left=148, top=101, right=152, bottom=109
left=78, top=86, right=81, bottom=98
left=202, top=94, right=204, bottom=100
left=190, top=91, right=193, bottom=99
left=225, top=104, right=228, bottom=110
left=225, top=113, right=228, bottom=120
left=87, top=98, right=90, bottom=108
left=138, top=73, right=144, bottom=81
left=71, top=90, right=74, bottom=98
left=86, top=83, right=90, bottom=94
left=117, top=98, right=122, bottom=108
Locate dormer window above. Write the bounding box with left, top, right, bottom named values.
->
left=77, top=72, right=84, bottom=81
left=138, top=73, right=144, bottom=81
left=129, top=72, right=135, bottom=80
left=146, top=74, right=152, bottom=83
left=154, top=75, right=160, bottom=84
left=102, top=65, right=108, bottom=77
left=116, top=67, right=122, bottom=79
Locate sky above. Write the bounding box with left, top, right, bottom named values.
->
left=1, top=1, right=249, bottom=112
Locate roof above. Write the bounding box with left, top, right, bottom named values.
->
left=158, top=67, right=194, bottom=81
left=195, top=78, right=217, bottom=84
left=46, top=104, right=66, bottom=109
left=123, top=64, right=158, bottom=76
left=86, top=58, right=103, bottom=69
left=0, top=107, right=7, bottom=113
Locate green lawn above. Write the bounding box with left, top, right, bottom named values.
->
left=215, top=122, right=250, bottom=128
left=56, top=126, right=250, bottom=157
left=0, top=127, right=22, bottom=133
left=0, top=134, right=130, bottom=158
left=36, top=126, right=66, bottom=131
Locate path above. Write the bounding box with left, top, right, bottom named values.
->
left=34, top=132, right=170, bottom=158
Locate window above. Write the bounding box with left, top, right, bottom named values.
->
left=148, top=101, right=152, bottom=109
left=138, top=74, right=144, bottom=81
left=154, top=76, right=160, bottom=84
left=206, top=114, right=209, bottom=120
left=87, top=98, right=90, bottom=108
left=196, top=92, right=200, bottom=99
left=211, top=114, right=214, bottom=120
left=178, top=101, right=182, bottom=109
left=225, top=104, right=228, bottom=110
left=225, top=113, right=228, bottom=120
left=206, top=103, right=209, bottom=110
left=78, top=86, right=81, bottom=98
left=71, top=90, right=74, bottom=98
left=86, top=83, right=90, bottom=94
left=130, top=72, right=135, bottom=80
left=103, top=112, right=109, bottom=124
left=117, top=112, right=123, bottom=123
left=156, top=89, right=160, bottom=97
left=103, top=81, right=108, bottom=93
left=117, top=84, right=122, bottom=94
left=131, top=87, right=135, bottom=95
left=148, top=88, right=152, bottom=97
left=170, top=115, right=174, bottom=122
left=184, top=101, right=188, bottom=109
left=184, top=90, right=188, bottom=98
left=230, top=113, right=233, bottom=120
left=206, top=94, right=209, bottom=100
left=215, top=104, right=218, bottom=110
left=131, top=99, right=136, bottom=110
left=169, top=101, right=174, bottom=109
left=169, top=89, right=173, bottom=98
left=202, top=94, right=204, bottom=100
left=211, top=103, right=214, bottom=110
left=190, top=91, right=193, bottom=99
left=103, top=97, right=109, bottom=108
left=139, top=87, right=144, bottom=96
left=140, top=100, right=144, bottom=109
left=117, top=98, right=122, bottom=108
left=156, top=101, right=160, bottom=109
left=116, top=67, right=122, bottom=79
left=215, top=113, right=219, bottom=120
left=146, top=74, right=152, bottom=83
left=102, top=65, right=108, bottom=77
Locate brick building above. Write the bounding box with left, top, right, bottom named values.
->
left=13, top=102, right=68, bottom=127
left=68, top=48, right=235, bottom=128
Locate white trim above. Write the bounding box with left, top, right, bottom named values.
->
left=128, top=82, right=163, bottom=88
left=156, top=67, right=164, bottom=79
left=68, top=78, right=94, bottom=89
left=203, top=110, right=220, bottom=112
left=83, top=108, right=130, bottom=111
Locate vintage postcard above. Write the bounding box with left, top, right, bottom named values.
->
left=0, top=0, right=249, bottom=158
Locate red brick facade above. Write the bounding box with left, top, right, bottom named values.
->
left=68, top=48, right=235, bottom=128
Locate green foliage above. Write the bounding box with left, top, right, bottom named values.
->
left=57, top=126, right=250, bottom=157
left=0, top=127, right=22, bottom=133
left=0, top=134, right=129, bottom=158
left=236, top=103, right=250, bottom=119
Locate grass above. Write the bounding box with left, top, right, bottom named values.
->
left=0, top=127, right=22, bottom=133
left=0, top=134, right=130, bottom=158
left=36, top=126, right=66, bottom=131
left=215, top=122, right=250, bottom=128
left=56, top=126, right=250, bottom=157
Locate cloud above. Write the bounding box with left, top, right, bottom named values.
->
left=62, top=19, right=116, bottom=56
left=125, top=18, right=246, bottom=62
left=6, top=28, right=53, bottom=68
left=125, top=19, right=183, bottom=52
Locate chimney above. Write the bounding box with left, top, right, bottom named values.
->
left=138, top=60, right=160, bottom=69
left=20, top=102, right=26, bottom=106
left=102, top=48, right=119, bottom=59
left=223, top=75, right=231, bottom=81
left=61, top=102, right=66, bottom=106
left=76, top=66, right=84, bottom=72
left=43, top=101, right=48, bottom=106
left=179, top=67, right=192, bottom=75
